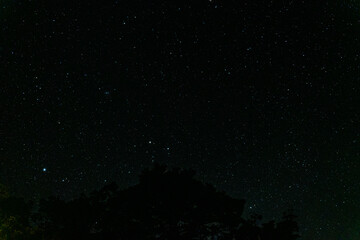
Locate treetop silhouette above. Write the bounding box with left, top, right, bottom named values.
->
left=1, top=164, right=300, bottom=240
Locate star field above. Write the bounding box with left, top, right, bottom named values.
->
left=1, top=1, right=360, bottom=239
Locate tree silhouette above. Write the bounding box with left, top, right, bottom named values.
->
left=21, top=164, right=300, bottom=240
left=0, top=184, right=38, bottom=240
left=276, top=210, right=300, bottom=240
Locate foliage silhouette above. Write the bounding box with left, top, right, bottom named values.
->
left=0, top=185, right=38, bottom=240
left=1, top=165, right=300, bottom=239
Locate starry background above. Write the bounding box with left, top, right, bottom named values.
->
left=1, top=0, right=360, bottom=239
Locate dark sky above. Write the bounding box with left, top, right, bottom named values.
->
left=1, top=0, right=360, bottom=239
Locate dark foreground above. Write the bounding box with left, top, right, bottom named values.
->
left=0, top=164, right=299, bottom=240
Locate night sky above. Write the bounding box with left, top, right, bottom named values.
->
left=1, top=0, right=360, bottom=239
